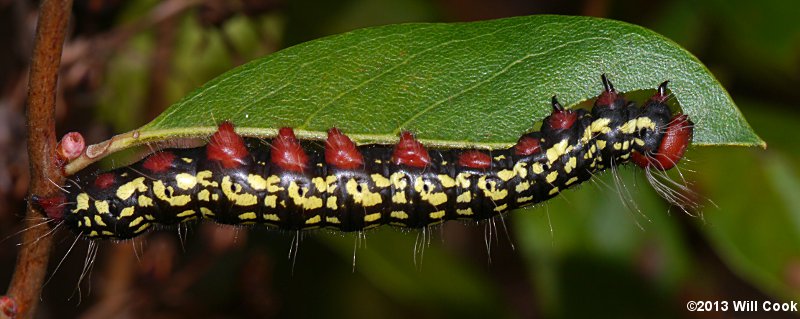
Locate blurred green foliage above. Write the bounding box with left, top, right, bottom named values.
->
left=34, top=0, right=800, bottom=317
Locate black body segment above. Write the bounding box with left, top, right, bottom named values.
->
left=60, top=87, right=680, bottom=240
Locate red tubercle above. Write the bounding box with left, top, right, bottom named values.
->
left=143, top=152, right=176, bottom=173
left=325, top=128, right=364, bottom=169
left=648, top=80, right=670, bottom=104
left=515, top=136, right=541, bottom=156
left=55, top=132, right=85, bottom=168
left=94, top=173, right=116, bottom=189
left=596, top=91, right=619, bottom=107
left=391, top=131, right=430, bottom=168
left=596, top=74, right=619, bottom=108
left=31, top=195, right=66, bottom=221
left=547, top=96, right=577, bottom=130
left=548, top=112, right=577, bottom=130
left=271, top=127, right=309, bottom=172
left=631, top=114, right=693, bottom=170
left=458, top=150, right=492, bottom=169
left=207, top=121, right=249, bottom=169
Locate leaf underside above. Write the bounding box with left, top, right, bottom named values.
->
left=66, top=15, right=763, bottom=175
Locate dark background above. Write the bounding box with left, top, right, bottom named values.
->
left=1, top=0, right=798, bottom=318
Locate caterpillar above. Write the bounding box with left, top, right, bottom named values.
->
left=34, top=75, right=693, bottom=240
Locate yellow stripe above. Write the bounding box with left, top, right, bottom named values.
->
left=116, top=177, right=148, bottom=200
left=564, top=157, right=577, bottom=174
left=546, top=171, right=558, bottom=184
left=138, top=195, right=154, bottom=207
left=220, top=176, right=257, bottom=206
left=265, top=195, right=278, bottom=208
left=175, top=173, right=198, bottom=190
left=326, top=216, right=341, bottom=224
left=153, top=180, right=192, bottom=206
left=120, top=207, right=135, bottom=217
left=94, top=201, right=110, bottom=214
left=392, top=191, right=407, bottom=204
left=176, top=210, right=195, bottom=217
left=517, top=195, right=534, bottom=203
left=531, top=163, right=544, bottom=175
left=247, top=174, right=268, bottom=190
left=390, top=211, right=409, bottom=219
left=129, top=216, right=144, bottom=227
left=364, top=213, right=381, bottom=222
left=287, top=181, right=323, bottom=210
left=326, top=196, right=337, bottom=210
left=438, top=174, right=456, bottom=188
left=134, top=223, right=150, bottom=234
left=590, top=118, right=611, bottom=133
left=74, top=193, right=90, bottom=212
left=305, top=215, right=321, bottom=224
left=456, top=208, right=473, bottom=216
left=429, top=210, right=445, bottom=219
left=478, top=176, right=508, bottom=201
left=493, top=204, right=508, bottom=212
left=565, top=177, right=579, bottom=186
left=457, top=191, right=471, bottom=203
left=513, top=161, right=528, bottom=178
left=346, top=179, right=382, bottom=207
left=238, top=212, right=257, bottom=220
left=546, top=139, right=569, bottom=163
left=312, top=177, right=327, bottom=192
left=94, top=215, right=107, bottom=227
left=497, top=170, right=515, bottom=181
left=200, top=207, right=215, bottom=217
left=371, top=174, right=391, bottom=188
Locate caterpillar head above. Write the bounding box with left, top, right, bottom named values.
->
left=632, top=114, right=693, bottom=170
left=632, top=81, right=694, bottom=170
left=33, top=178, right=139, bottom=240
left=31, top=194, right=67, bottom=222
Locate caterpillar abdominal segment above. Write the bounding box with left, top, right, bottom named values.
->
left=34, top=75, right=694, bottom=240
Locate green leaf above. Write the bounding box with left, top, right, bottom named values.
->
left=689, top=100, right=800, bottom=301
left=66, top=15, right=763, bottom=175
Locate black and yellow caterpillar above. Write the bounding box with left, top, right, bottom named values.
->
left=36, top=75, right=693, bottom=240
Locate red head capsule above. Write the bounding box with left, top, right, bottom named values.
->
left=325, top=128, right=364, bottom=169
left=207, top=121, right=249, bottom=169
left=271, top=127, right=309, bottom=172
left=391, top=131, right=431, bottom=168
left=31, top=195, right=66, bottom=221
left=631, top=114, right=693, bottom=170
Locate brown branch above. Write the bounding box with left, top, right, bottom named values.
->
left=3, top=0, right=74, bottom=318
